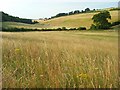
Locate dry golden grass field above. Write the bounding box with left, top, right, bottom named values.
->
left=2, top=30, right=118, bottom=88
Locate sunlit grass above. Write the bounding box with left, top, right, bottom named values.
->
left=2, top=31, right=118, bottom=88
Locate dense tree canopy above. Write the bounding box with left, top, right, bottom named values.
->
left=50, top=8, right=92, bottom=19
left=85, top=8, right=90, bottom=12
left=2, top=12, right=38, bottom=24
left=55, top=13, right=68, bottom=17
left=91, top=11, right=111, bottom=29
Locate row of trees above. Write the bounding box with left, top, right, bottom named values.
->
left=2, top=12, right=38, bottom=24
left=56, top=27, right=86, bottom=30
left=50, top=8, right=93, bottom=19
left=2, top=26, right=87, bottom=32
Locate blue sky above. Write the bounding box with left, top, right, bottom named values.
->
left=0, top=0, right=119, bottom=19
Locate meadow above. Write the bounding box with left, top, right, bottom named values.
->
left=2, top=30, right=118, bottom=88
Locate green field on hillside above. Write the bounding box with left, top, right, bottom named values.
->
left=2, top=30, right=118, bottom=88
left=3, top=10, right=119, bottom=29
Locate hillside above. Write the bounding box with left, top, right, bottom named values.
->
left=3, top=10, right=119, bottom=29
left=3, top=22, right=47, bottom=29
left=40, top=10, right=118, bottom=29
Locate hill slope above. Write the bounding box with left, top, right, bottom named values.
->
left=3, top=10, right=119, bottom=29
left=40, top=10, right=118, bottom=29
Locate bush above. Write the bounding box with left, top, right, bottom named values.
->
left=56, top=28, right=62, bottom=31
left=77, top=27, right=86, bottom=30
left=69, top=28, right=77, bottom=30
left=90, top=24, right=97, bottom=30
left=2, top=27, right=40, bottom=32
left=111, top=21, right=120, bottom=26
left=90, top=23, right=111, bottom=30
left=62, top=27, right=67, bottom=30
left=99, top=23, right=111, bottom=29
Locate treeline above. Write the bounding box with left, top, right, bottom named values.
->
left=109, top=7, right=120, bottom=11
left=45, top=7, right=120, bottom=20
left=2, top=26, right=86, bottom=32
left=50, top=8, right=95, bottom=19
left=111, top=21, right=120, bottom=26
left=2, top=12, right=38, bottom=24
left=2, top=20, right=119, bottom=32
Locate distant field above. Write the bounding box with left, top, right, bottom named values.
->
left=3, top=10, right=119, bottom=29
left=2, top=30, right=118, bottom=88
left=2, top=22, right=46, bottom=29
left=40, top=11, right=118, bottom=29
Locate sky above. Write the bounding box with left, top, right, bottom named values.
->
left=0, top=0, right=119, bottom=19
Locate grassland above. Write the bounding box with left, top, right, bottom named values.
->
left=40, top=11, right=118, bottom=29
left=2, top=22, right=46, bottom=29
left=3, top=10, right=119, bottom=29
left=2, top=30, right=118, bottom=88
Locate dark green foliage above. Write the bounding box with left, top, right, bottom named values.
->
left=77, top=27, right=86, bottom=30
left=56, top=28, right=62, bottom=31
left=90, top=23, right=111, bottom=30
left=69, top=28, right=77, bottom=30
left=111, top=21, right=120, bottom=26
left=2, top=27, right=87, bottom=32
left=62, top=27, right=67, bottom=30
left=93, top=9, right=96, bottom=11
left=90, top=24, right=98, bottom=30
left=50, top=8, right=94, bottom=19
left=90, top=11, right=111, bottom=30
left=81, top=10, right=84, bottom=13
left=85, top=8, right=90, bottom=12
left=2, top=27, right=38, bottom=32
left=110, top=8, right=120, bottom=11
left=69, top=11, right=74, bottom=15
left=2, top=12, right=38, bottom=24
left=55, top=13, right=68, bottom=17
left=74, top=10, right=80, bottom=14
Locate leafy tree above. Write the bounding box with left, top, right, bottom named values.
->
left=77, top=27, right=86, bottom=30
left=74, top=10, right=80, bottom=14
left=56, top=13, right=68, bottom=17
left=81, top=10, right=84, bottom=13
left=56, top=28, right=62, bottom=31
left=2, top=12, right=35, bottom=24
left=62, top=27, right=67, bottom=30
left=111, top=21, right=120, bottom=26
left=69, top=28, right=76, bottom=30
left=69, top=11, right=74, bottom=15
left=91, top=11, right=111, bottom=29
left=85, top=8, right=90, bottom=12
